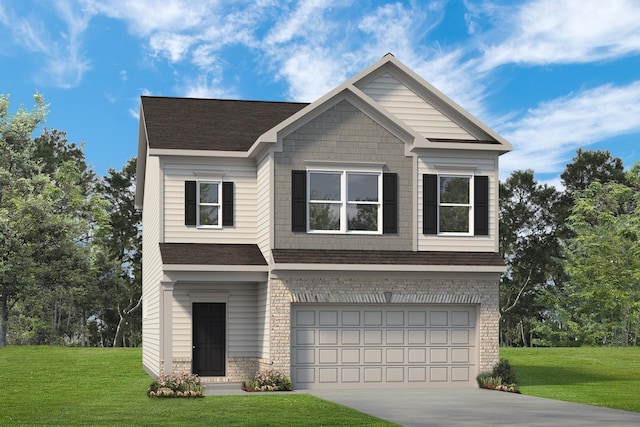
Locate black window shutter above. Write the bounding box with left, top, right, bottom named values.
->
left=291, top=170, right=307, bottom=232
left=474, top=176, right=489, bottom=236
left=423, top=174, right=437, bottom=234
left=185, top=181, right=197, bottom=225
left=222, top=182, right=234, bottom=226
left=382, top=173, right=398, bottom=234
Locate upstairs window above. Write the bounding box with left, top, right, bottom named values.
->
left=198, top=181, right=221, bottom=227
left=292, top=169, right=397, bottom=234
left=308, top=171, right=381, bottom=233
left=423, top=174, right=489, bottom=236
left=185, top=180, right=234, bottom=228
left=439, top=176, right=471, bottom=233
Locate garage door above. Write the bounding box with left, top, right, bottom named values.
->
left=291, top=304, right=477, bottom=389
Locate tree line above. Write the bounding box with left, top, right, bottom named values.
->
left=1, top=94, right=141, bottom=347
left=500, top=150, right=640, bottom=347
left=2, top=93, right=639, bottom=348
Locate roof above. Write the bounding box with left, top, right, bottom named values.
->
left=271, top=249, right=505, bottom=266
left=159, top=243, right=268, bottom=265
left=141, top=97, right=308, bottom=151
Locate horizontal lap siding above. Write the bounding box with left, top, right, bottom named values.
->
left=142, top=156, right=162, bottom=376
left=172, top=283, right=262, bottom=359
left=417, top=153, right=498, bottom=252
left=163, top=159, right=258, bottom=244
left=257, top=281, right=270, bottom=359
left=256, top=156, right=272, bottom=261
left=358, top=73, right=474, bottom=140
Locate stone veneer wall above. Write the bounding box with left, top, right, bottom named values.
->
left=269, top=275, right=500, bottom=375
left=167, top=357, right=270, bottom=383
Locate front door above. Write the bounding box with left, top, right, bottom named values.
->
left=192, top=303, right=226, bottom=376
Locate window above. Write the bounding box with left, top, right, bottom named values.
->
left=185, top=180, right=234, bottom=227
left=439, top=176, right=471, bottom=233
left=423, top=174, right=489, bottom=236
left=198, top=181, right=221, bottom=227
left=308, top=170, right=381, bottom=233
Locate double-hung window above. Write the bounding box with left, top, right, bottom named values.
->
left=185, top=180, right=234, bottom=227
left=307, top=170, right=382, bottom=234
left=439, top=175, right=472, bottom=234
left=197, top=181, right=222, bottom=227
left=423, top=173, right=489, bottom=236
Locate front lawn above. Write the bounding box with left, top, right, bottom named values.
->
left=0, top=346, right=395, bottom=426
left=501, top=347, right=640, bottom=412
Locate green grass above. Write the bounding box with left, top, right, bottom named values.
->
left=0, top=346, right=395, bottom=426
left=501, top=347, right=640, bottom=412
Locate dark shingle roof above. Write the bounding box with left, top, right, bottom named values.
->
left=141, top=96, right=308, bottom=151
left=272, top=249, right=505, bottom=266
left=160, top=243, right=267, bottom=265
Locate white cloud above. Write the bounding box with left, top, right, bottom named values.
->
left=82, top=0, right=215, bottom=36
left=499, top=81, right=640, bottom=177
left=149, top=32, right=195, bottom=63
left=478, top=0, right=640, bottom=70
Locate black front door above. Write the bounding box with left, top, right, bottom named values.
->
left=192, top=303, right=226, bottom=376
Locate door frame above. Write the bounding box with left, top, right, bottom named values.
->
left=192, top=302, right=227, bottom=376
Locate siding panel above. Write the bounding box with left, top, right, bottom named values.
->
left=163, top=158, right=258, bottom=244
left=417, top=152, right=498, bottom=252
left=141, top=156, right=163, bottom=376
left=359, top=73, right=475, bottom=140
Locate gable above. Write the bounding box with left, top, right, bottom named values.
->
left=356, top=72, right=475, bottom=141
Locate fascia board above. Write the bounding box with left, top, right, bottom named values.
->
left=135, top=104, right=148, bottom=210
left=271, top=263, right=507, bottom=273
left=148, top=148, right=250, bottom=158
left=163, top=264, right=269, bottom=272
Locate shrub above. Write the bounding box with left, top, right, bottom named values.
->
left=147, top=373, right=204, bottom=398
left=242, top=369, right=293, bottom=392
left=492, top=358, right=518, bottom=385
left=476, top=359, right=520, bottom=393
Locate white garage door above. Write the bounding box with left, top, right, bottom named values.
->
left=291, top=304, right=477, bottom=389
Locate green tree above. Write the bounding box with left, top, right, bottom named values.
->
left=563, top=164, right=640, bottom=346
left=0, top=93, right=104, bottom=347
left=95, top=158, right=142, bottom=347
left=499, top=170, right=563, bottom=346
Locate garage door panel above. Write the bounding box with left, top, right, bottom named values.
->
left=386, top=330, right=404, bottom=344
left=319, top=311, right=338, bottom=326
left=364, top=311, right=383, bottom=326
left=364, top=330, right=382, bottom=344
left=292, top=304, right=477, bottom=389
left=386, top=311, right=405, bottom=326
left=319, top=329, right=338, bottom=345
left=341, top=329, right=361, bottom=345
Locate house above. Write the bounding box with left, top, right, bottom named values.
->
left=135, top=54, right=511, bottom=389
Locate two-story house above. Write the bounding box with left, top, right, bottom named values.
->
left=135, top=54, right=511, bottom=390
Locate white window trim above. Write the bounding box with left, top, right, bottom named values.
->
left=437, top=174, right=474, bottom=236
left=197, top=180, right=222, bottom=229
left=306, top=166, right=383, bottom=235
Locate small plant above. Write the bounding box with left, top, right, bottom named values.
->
left=476, top=359, right=520, bottom=393
left=147, top=373, right=204, bottom=398
left=492, top=358, right=518, bottom=385
left=242, top=369, right=293, bottom=392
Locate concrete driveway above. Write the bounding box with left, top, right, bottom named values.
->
left=307, top=388, right=640, bottom=427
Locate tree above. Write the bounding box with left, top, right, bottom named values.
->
left=499, top=170, right=563, bottom=346
left=562, top=164, right=640, bottom=346
left=96, top=158, right=142, bottom=347
left=0, top=93, right=103, bottom=347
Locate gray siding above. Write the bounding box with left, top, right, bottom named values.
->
left=141, top=156, right=163, bottom=376
left=273, top=100, right=413, bottom=250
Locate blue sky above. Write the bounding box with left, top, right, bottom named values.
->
left=1, top=0, right=639, bottom=186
